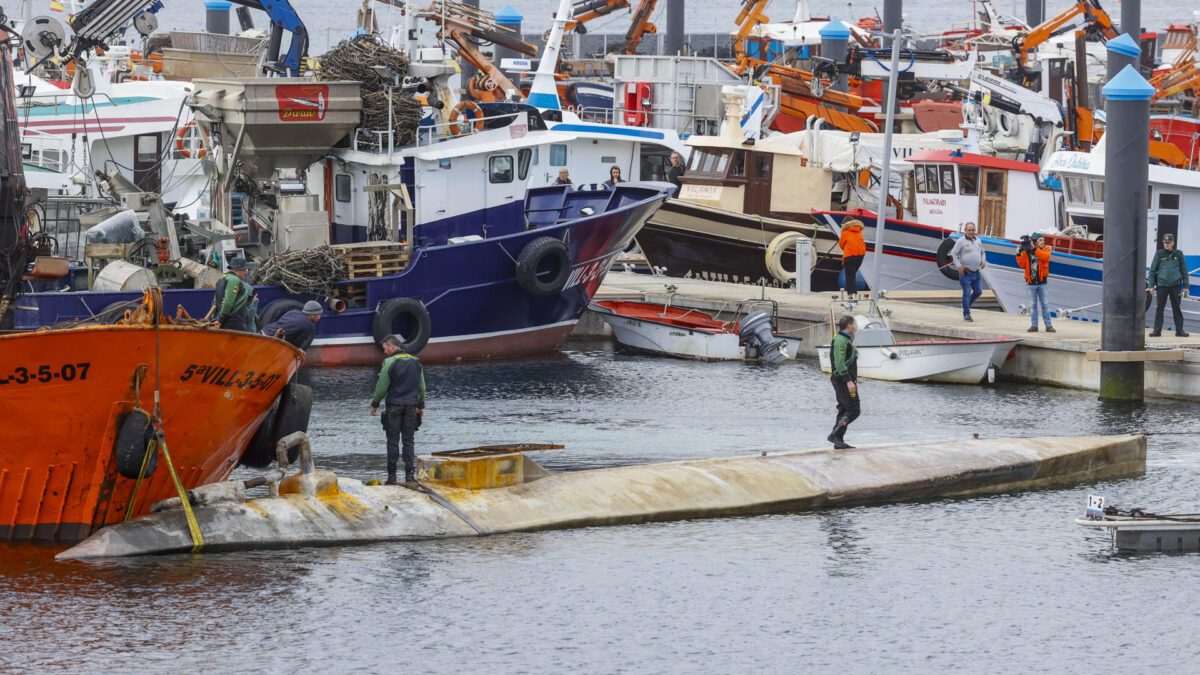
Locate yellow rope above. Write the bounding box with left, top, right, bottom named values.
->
left=123, top=437, right=156, bottom=522
left=158, top=432, right=205, bottom=553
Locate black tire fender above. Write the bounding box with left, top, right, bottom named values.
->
left=372, top=297, right=432, bottom=354
left=238, top=396, right=281, bottom=468
left=515, top=236, right=572, bottom=296
left=94, top=301, right=132, bottom=324
left=240, top=383, right=313, bottom=467
left=258, top=299, right=304, bottom=333
left=114, top=408, right=157, bottom=479
left=935, top=238, right=960, bottom=280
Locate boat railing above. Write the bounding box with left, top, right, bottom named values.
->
left=576, top=106, right=723, bottom=138
left=350, top=111, right=527, bottom=153
left=19, top=128, right=69, bottom=173
left=19, top=91, right=120, bottom=115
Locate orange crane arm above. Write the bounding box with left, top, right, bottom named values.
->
left=1153, top=65, right=1200, bottom=101
left=744, top=58, right=866, bottom=112
left=565, top=0, right=630, bottom=33
left=445, top=29, right=522, bottom=100
left=1016, top=0, right=1117, bottom=67
left=621, top=0, right=658, bottom=54
left=733, top=0, right=770, bottom=74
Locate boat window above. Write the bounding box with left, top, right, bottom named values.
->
left=1063, top=176, right=1085, bottom=204
left=958, top=166, right=979, bottom=195
left=688, top=151, right=703, bottom=171
left=924, top=166, right=940, bottom=194
left=754, top=153, right=771, bottom=178
left=489, top=155, right=514, bottom=183
left=517, top=148, right=533, bottom=180
left=730, top=151, right=746, bottom=177
left=335, top=174, right=352, bottom=203
left=939, top=165, right=955, bottom=193
left=714, top=153, right=730, bottom=174
left=136, top=135, right=158, bottom=163
left=1159, top=193, right=1181, bottom=210
left=699, top=152, right=718, bottom=172
left=914, top=164, right=926, bottom=193
left=549, top=144, right=567, bottom=166
left=984, top=171, right=1005, bottom=197
left=1089, top=179, right=1104, bottom=205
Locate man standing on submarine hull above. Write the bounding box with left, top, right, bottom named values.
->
left=370, top=335, right=425, bottom=485
left=827, top=315, right=860, bottom=450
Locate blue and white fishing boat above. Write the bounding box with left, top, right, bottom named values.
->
left=10, top=0, right=679, bottom=364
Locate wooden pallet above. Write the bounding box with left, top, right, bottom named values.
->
left=332, top=242, right=410, bottom=280
left=332, top=282, right=367, bottom=306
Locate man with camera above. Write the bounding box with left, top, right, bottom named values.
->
left=1016, top=233, right=1054, bottom=333
left=1148, top=233, right=1190, bottom=338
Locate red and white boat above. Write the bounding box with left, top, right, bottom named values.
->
left=590, top=299, right=800, bottom=362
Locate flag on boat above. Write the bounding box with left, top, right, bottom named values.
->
left=50, top=0, right=64, bottom=11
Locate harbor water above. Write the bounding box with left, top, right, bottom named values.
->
left=2, top=341, right=1198, bottom=672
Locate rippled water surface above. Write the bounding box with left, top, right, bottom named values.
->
left=3, top=340, right=1199, bottom=672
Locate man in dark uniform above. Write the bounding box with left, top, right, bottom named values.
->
left=666, top=151, right=685, bottom=191
left=210, top=258, right=254, bottom=331
left=826, top=315, right=860, bottom=449
left=1148, top=233, right=1190, bottom=338
left=370, top=335, right=426, bottom=485
left=262, top=300, right=324, bottom=350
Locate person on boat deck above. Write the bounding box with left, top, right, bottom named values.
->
left=210, top=258, right=255, bottom=331
left=602, top=165, right=623, bottom=189
left=1148, top=233, right=1190, bottom=338
left=950, top=222, right=986, bottom=322
left=666, top=152, right=685, bottom=191
left=1016, top=234, right=1054, bottom=333
left=554, top=168, right=572, bottom=185
left=262, top=300, right=323, bottom=350
left=827, top=315, right=860, bottom=450
left=370, top=335, right=426, bottom=485
left=838, top=219, right=866, bottom=299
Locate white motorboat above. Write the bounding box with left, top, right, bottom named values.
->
left=816, top=300, right=1018, bottom=383
left=590, top=298, right=800, bottom=362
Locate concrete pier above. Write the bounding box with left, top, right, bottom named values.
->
left=585, top=273, right=1200, bottom=400
left=58, top=434, right=1145, bottom=559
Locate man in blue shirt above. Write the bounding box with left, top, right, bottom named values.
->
left=262, top=300, right=324, bottom=350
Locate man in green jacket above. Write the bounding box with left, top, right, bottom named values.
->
left=370, top=335, right=426, bottom=485
left=826, top=315, right=860, bottom=449
left=1148, top=233, right=1190, bottom=338
left=210, top=258, right=255, bottom=331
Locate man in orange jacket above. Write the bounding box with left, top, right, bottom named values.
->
left=839, top=219, right=866, bottom=299
left=1016, top=233, right=1055, bottom=333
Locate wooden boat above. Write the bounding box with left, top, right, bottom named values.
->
left=590, top=299, right=800, bottom=361
left=0, top=290, right=303, bottom=543
left=815, top=300, right=1018, bottom=384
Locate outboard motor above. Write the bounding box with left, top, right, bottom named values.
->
left=739, top=311, right=788, bottom=363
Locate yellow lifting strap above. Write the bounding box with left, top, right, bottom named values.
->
left=159, top=432, right=205, bottom=553
left=123, top=437, right=157, bottom=522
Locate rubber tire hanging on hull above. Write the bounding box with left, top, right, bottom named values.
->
left=516, top=236, right=572, bottom=296
left=93, top=301, right=131, bottom=324
left=114, top=408, right=157, bottom=479
left=239, top=383, right=313, bottom=467
left=935, top=238, right=960, bottom=280
left=258, top=299, right=304, bottom=332
left=372, top=297, right=431, bottom=354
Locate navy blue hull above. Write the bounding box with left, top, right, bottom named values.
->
left=16, top=185, right=669, bottom=364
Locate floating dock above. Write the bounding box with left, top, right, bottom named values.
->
left=583, top=273, right=1200, bottom=400
left=58, top=433, right=1145, bottom=559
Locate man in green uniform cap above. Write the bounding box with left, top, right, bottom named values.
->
left=210, top=258, right=255, bottom=331
left=827, top=315, right=860, bottom=449
left=370, top=335, right=426, bottom=485
left=1148, top=233, right=1190, bottom=338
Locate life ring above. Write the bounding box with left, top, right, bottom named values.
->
left=257, top=298, right=304, bottom=333
left=114, top=408, right=157, bottom=479
left=857, top=17, right=880, bottom=30
left=515, top=236, right=572, bottom=296
left=765, top=231, right=815, bottom=284
left=935, top=237, right=960, bottom=280
left=448, top=100, right=485, bottom=135
left=239, top=383, right=313, bottom=468
left=373, top=297, right=432, bottom=354
left=174, top=121, right=207, bottom=159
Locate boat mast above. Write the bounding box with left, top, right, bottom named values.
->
left=869, top=30, right=902, bottom=295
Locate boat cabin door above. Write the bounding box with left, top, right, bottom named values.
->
left=743, top=152, right=773, bottom=216
left=978, top=168, right=1007, bottom=237
left=133, top=133, right=162, bottom=193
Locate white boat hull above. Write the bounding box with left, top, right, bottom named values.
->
left=817, top=340, right=1016, bottom=384
left=600, top=314, right=799, bottom=361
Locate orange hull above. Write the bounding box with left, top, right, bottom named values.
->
left=0, top=325, right=302, bottom=543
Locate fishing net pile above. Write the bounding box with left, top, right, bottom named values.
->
left=253, top=246, right=347, bottom=295
left=318, top=34, right=424, bottom=146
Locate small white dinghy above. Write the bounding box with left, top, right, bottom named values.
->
left=590, top=297, right=801, bottom=362
left=817, top=300, right=1018, bottom=384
